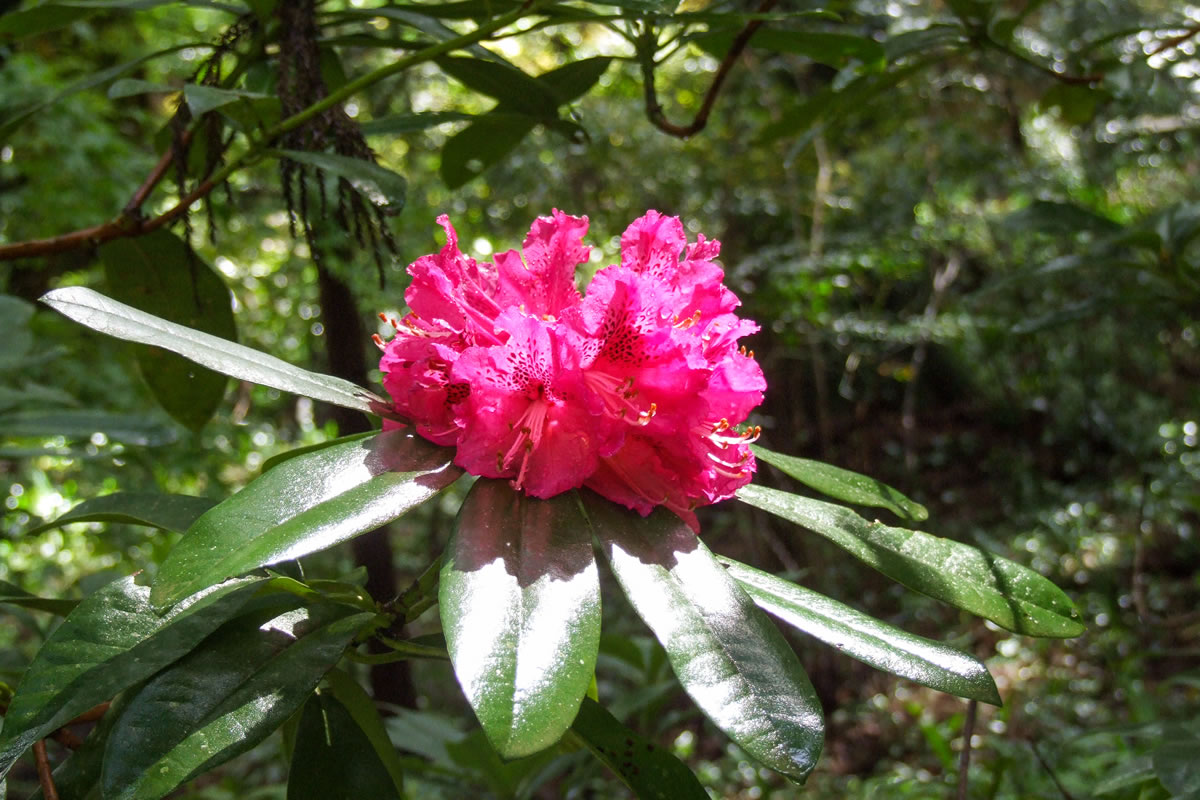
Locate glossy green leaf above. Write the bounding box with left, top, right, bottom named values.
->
left=0, top=581, right=78, bottom=615
left=270, top=149, right=407, bottom=214
left=753, top=445, right=928, bottom=522
left=287, top=692, right=402, bottom=800
left=571, top=697, right=708, bottom=800
left=440, top=480, right=600, bottom=758
left=152, top=430, right=461, bottom=608
left=439, top=113, right=536, bottom=189
left=720, top=558, right=1000, bottom=705
left=323, top=669, right=406, bottom=793
left=40, top=286, right=384, bottom=415
left=101, top=607, right=374, bottom=800
left=27, top=687, right=130, bottom=800
left=25, top=492, right=217, bottom=536
left=0, top=409, right=177, bottom=446
left=259, top=430, right=376, bottom=473
left=0, top=575, right=264, bottom=779
left=590, top=497, right=824, bottom=782
left=737, top=484, right=1085, bottom=637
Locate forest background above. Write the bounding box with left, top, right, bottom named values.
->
left=0, top=0, right=1197, bottom=797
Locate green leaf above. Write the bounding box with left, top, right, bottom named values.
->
left=270, top=149, right=407, bottom=214
left=107, top=78, right=173, bottom=99
left=1154, top=722, right=1200, bottom=796
left=260, top=431, right=377, bottom=473
left=0, top=5, right=94, bottom=39
left=0, top=575, right=264, bottom=779
left=27, top=685, right=134, bottom=800
left=99, top=230, right=238, bottom=431
left=0, top=581, right=78, bottom=615
left=753, top=445, right=928, bottom=522
left=590, top=497, right=824, bottom=782
left=1094, top=754, right=1156, bottom=795
left=0, top=409, right=177, bottom=446
left=719, top=558, right=1000, bottom=705
left=0, top=295, right=34, bottom=371
left=360, top=111, right=474, bottom=136
left=25, top=492, right=217, bottom=536
left=0, top=43, right=202, bottom=140
left=323, top=669, right=406, bottom=793
left=100, top=607, right=374, bottom=800
left=182, top=83, right=271, bottom=116
left=437, top=56, right=562, bottom=117
left=287, top=692, right=402, bottom=800
left=440, top=480, right=600, bottom=758
left=571, top=697, right=708, bottom=800
left=736, top=484, right=1085, bottom=637
left=152, top=430, right=461, bottom=608
left=696, top=29, right=884, bottom=67
left=535, top=56, right=613, bottom=105
left=439, top=113, right=536, bottom=189
left=39, top=286, right=385, bottom=415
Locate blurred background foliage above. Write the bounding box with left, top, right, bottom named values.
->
left=0, top=0, right=1197, bottom=796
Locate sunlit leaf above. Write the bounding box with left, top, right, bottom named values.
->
left=40, top=286, right=384, bottom=415
left=152, top=430, right=461, bottom=608
left=100, top=606, right=374, bottom=800
left=753, top=445, right=928, bottom=521
left=441, top=480, right=600, bottom=758
left=737, top=484, right=1085, bottom=637
left=0, top=575, right=264, bottom=779
left=720, top=558, right=1000, bottom=704
left=590, top=497, right=824, bottom=782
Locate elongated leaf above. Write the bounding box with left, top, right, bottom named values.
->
left=720, top=558, right=1000, bottom=704
left=571, top=697, right=708, bottom=800
left=323, top=669, right=406, bottom=793
left=101, top=607, right=374, bottom=800
left=737, top=484, right=1084, bottom=637
left=25, top=492, right=217, bottom=536
left=287, top=692, right=402, bottom=800
left=590, top=497, right=824, bottom=782
left=1154, top=721, right=1200, bottom=796
left=183, top=83, right=271, bottom=116
left=696, top=29, right=884, bottom=67
left=0, top=575, right=264, bottom=779
left=108, top=78, right=173, bottom=98
left=0, top=5, right=94, bottom=38
left=40, top=287, right=384, bottom=414
left=753, top=445, right=928, bottom=521
left=0, top=581, right=78, bottom=615
left=437, top=56, right=561, bottom=117
left=1094, top=754, right=1156, bottom=795
left=441, top=480, right=600, bottom=758
left=0, top=409, right=177, bottom=446
left=152, top=430, right=461, bottom=608
left=0, top=43, right=202, bottom=139
left=361, top=110, right=473, bottom=135
left=536, top=56, right=612, bottom=105
left=270, top=149, right=406, bottom=214
left=100, top=229, right=237, bottom=431
left=260, top=430, right=376, bottom=473
left=439, top=113, right=536, bottom=189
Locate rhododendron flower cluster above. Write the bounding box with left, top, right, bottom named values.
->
left=375, top=210, right=765, bottom=530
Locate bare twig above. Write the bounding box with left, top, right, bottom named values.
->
left=124, top=128, right=196, bottom=215
left=981, top=38, right=1103, bottom=86
left=67, top=702, right=111, bottom=725
left=641, top=0, right=778, bottom=138
left=956, top=699, right=978, bottom=800
left=1146, top=24, right=1200, bottom=57
left=903, top=253, right=962, bottom=470
left=33, top=740, right=61, bottom=800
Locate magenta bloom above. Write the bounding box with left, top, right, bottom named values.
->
left=376, top=210, right=765, bottom=530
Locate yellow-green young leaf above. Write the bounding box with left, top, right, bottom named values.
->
left=589, top=496, right=824, bottom=782
left=440, top=480, right=600, bottom=758
left=737, top=484, right=1084, bottom=637
left=720, top=558, right=1000, bottom=705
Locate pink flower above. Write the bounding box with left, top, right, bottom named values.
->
left=376, top=210, right=765, bottom=530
